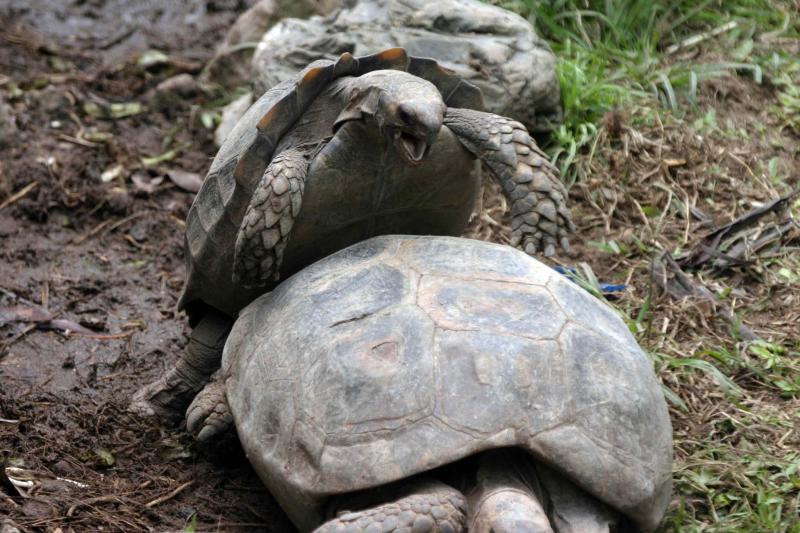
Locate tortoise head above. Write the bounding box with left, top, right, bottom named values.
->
left=334, top=70, right=446, bottom=166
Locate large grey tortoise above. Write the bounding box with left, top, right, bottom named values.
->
left=187, top=235, right=673, bottom=533
left=131, top=48, right=574, bottom=421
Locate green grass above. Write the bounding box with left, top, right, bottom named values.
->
left=486, top=1, right=800, bottom=531
left=489, top=0, right=800, bottom=182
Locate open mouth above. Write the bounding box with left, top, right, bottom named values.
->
left=394, top=131, right=428, bottom=165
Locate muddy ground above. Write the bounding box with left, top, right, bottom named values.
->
left=2, top=1, right=799, bottom=532
left=0, top=1, right=296, bottom=531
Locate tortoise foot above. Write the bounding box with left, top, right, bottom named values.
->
left=537, top=464, right=619, bottom=533
left=468, top=449, right=553, bottom=533
left=129, top=310, right=231, bottom=422
left=129, top=374, right=192, bottom=423
left=186, top=370, right=233, bottom=443
left=314, top=479, right=466, bottom=533
left=470, top=489, right=552, bottom=533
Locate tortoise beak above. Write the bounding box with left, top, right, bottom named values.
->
left=394, top=131, right=429, bottom=165
left=391, top=102, right=442, bottom=165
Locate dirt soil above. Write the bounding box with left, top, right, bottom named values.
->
left=2, top=1, right=799, bottom=532
left=0, top=1, right=295, bottom=531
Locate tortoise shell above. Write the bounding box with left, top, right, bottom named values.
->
left=179, top=49, right=484, bottom=321
left=222, top=235, right=673, bottom=532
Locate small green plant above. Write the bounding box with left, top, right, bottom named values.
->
left=483, top=3, right=800, bottom=531
left=183, top=513, right=197, bottom=533
left=488, top=0, right=799, bottom=180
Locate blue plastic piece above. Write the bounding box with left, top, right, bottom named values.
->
left=553, top=266, right=627, bottom=295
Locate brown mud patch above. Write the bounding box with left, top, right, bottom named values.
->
left=1, top=1, right=293, bottom=531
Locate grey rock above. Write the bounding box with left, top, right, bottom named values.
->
left=201, top=0, right=341, bottom=88
left=214, top=91, right=253, bottom=147
left=150, top=73, right=200, bottom=111
left=250, top=0, right=562, bottom=132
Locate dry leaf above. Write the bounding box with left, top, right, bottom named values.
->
left=166, top=169, right=202, bottom=193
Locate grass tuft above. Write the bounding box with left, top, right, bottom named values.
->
left=483, top=1, right=800, bottom=531
left=491, top=0, right=800, bottom=181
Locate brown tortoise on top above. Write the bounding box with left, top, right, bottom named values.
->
left=131, top=48, right=575, bottom=422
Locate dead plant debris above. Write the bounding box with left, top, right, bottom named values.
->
left=1, top=1, right=799, bottom=532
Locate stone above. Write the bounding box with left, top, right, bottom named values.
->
left=250, top=0, right=562, bottom=132
left=214, top=91, right=253, bottom=147
left=201, top=0, right=340, bottom=88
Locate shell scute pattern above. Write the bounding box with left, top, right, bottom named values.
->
left=545, top=273, right=636, bottom=347
left=195, top=176, right=224, bottom=236
left=305, top=263, right=414, bottom=326
left=395, top=236, right=554, bottom=285
left=560, top=322, right=669, bottom=458
left=185, top=208, right=206, bottom=259
left=435, top=331, right=566, bottom=435
left=300, top=306, right=437, bottom=436
left=417, top=277, right=566, bottom=340
left=225, top=236, right=671, bottom=532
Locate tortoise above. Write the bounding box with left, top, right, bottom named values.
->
left=131, top=48, right=574, bottom=421
left=186, top=235, right=673, bottom=533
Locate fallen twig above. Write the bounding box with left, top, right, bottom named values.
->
left=678, top=187, right=800, bottom=270
left=0, top=305, right=97, bottom=336
left=0, top=304, right=129, bottom=359
left=144, top=480, right=194, bottom=508
left=652, top=252, right=758, bottom=340
left=73, top=211, right=149, bottom=244
left=80, top=331, right=135, bottom=341
left=665, top=21, right=738, bottom=55
left=56, top=133, right=101, bottom=148
left=0, top=182, right=38, bottom=211
left=66, top=495, right=124, bottom=517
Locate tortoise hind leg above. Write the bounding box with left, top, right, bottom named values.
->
left=130, top=309, right=232, bottom=422
left=186, top=370, right=233, bottom=443
left=468, top=450, right=553, bottom=533
left=536, top=464, right=619, bottom=533
left=468, top=449, right=619, bottom=533
left=314, top=479, right=466, bottom=533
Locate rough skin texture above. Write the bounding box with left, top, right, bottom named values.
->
left=467, top=449, right=554, bottom=533
left=314, top=480, right=467, bottom=533
left=470, top=490, right=553, bottom=533
left=129, top=309, right=231, bottom=421
left=185, top=371, right=233, bottom=442
left=443, top=108, right=575, bottom=256
left=233, top=146, right=312, bottom=286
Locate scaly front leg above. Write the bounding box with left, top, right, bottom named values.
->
left=445, top=108, right=575, bottom=256
left=233, top=146, right=312, bottom=287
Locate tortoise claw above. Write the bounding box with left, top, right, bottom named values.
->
left=186, top=372, right=232, bottom=444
